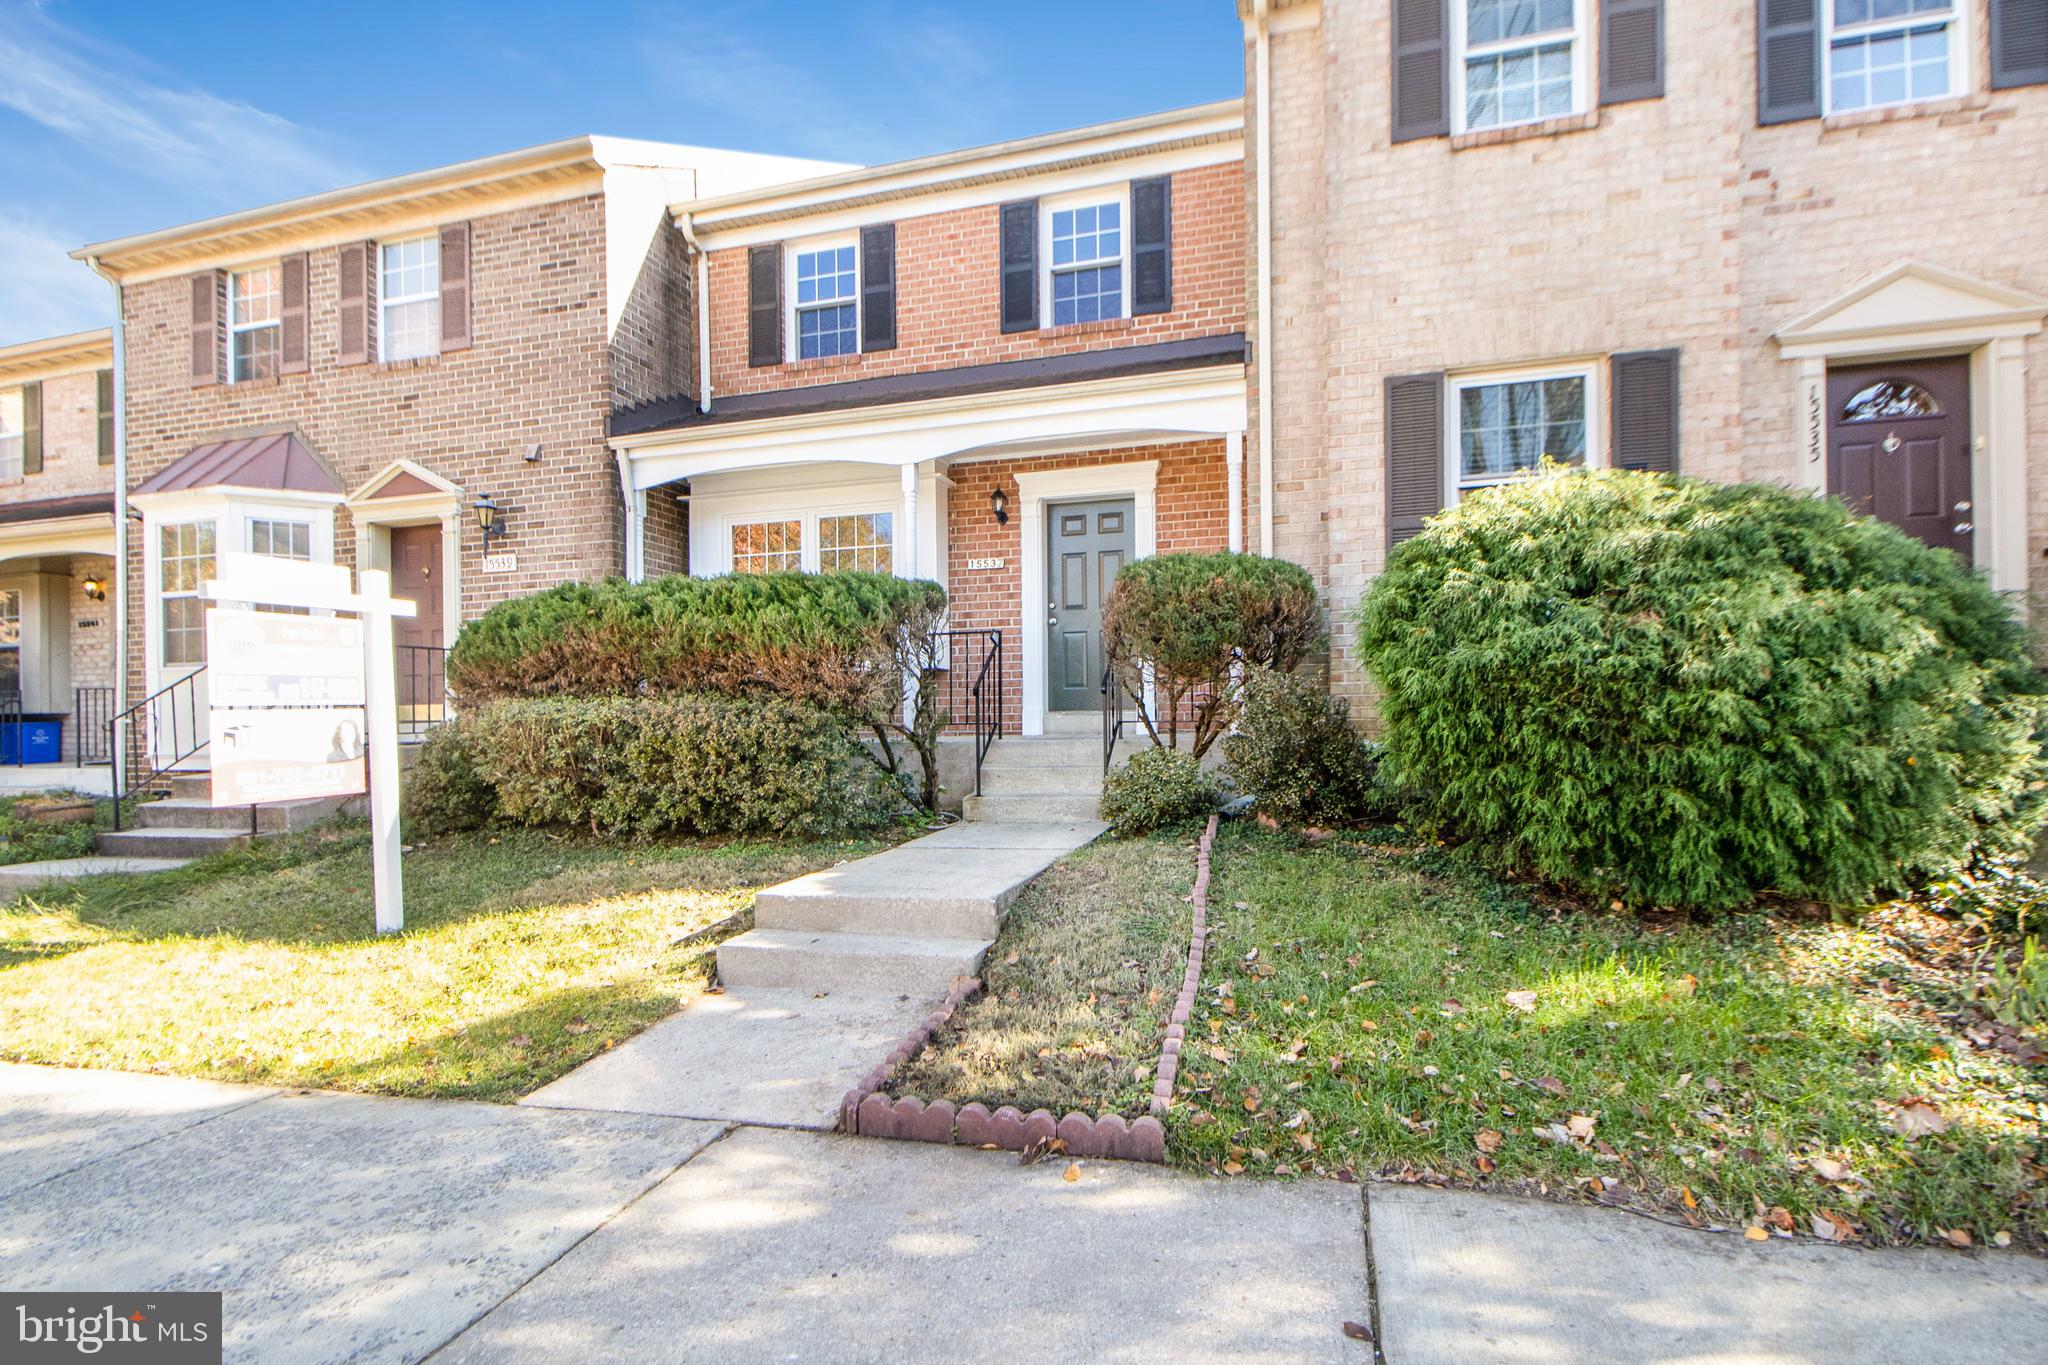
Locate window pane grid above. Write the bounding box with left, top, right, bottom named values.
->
left=818, top=513, right=894, bottom=573
left=380, top=237, right=441, bottom=362
left=249, top=519, right=312, bottom=561
left=1466, top=41, right=1575, bottom=128
left=731, top=521, right=802, bottom=574
left=798, top=303, right=858, bottom=359
left=159, top=521, right=216, bottom=667
left=229, top=266, right=281, bottom=383
left=1458, top=376, right=1587, bottom=485
left=1829, top=21, right=1950, bottom=110
left=1052, top=264, right=1123, bottom=326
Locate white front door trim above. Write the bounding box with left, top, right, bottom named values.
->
left=346, top=461, right=464, bottom=648
left=1016, top=459, right=1157, bottom=736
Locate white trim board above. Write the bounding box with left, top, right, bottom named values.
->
left=1016, top=460, right=1157, bottom=736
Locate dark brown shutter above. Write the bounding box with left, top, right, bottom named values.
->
left=860, top=223, right=897, bottom=353
left=439, top=222, right=471, bottom=352
left=337, top=243, right=370, bottom=366
left=188, top=270, right=221, bottom=386
left=1392, top=0, right=1450, bottom=143
left=748, top=242, right=784, bottom=367
left=279, top=251, right=309, bottom=374
left=999, top=198, right=1039, bottom=333
left=1602, top=0, right=1665, bottom=104
left=96, top=369, right=113, bottom=465
left=1386, top=372, right=1445, bottom=548
left=1131, top=175, right=1172, bottom=315
left=1758, top=0, right=1823, bottom=125
left=19, top=381, right=41, bottom=475
left=1611, top=349, right=1682, bottom=474
left=1993, top=0, right=2048, bottom=89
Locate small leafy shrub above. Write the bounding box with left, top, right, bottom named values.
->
left=0, top=796, right=104, bottom=867
left=1223, top=667, right=1383, bottom=825
left=419, top=696, right=908, bottom=839
left=402, top=722, right=495, bottom=835
left=1103, top=552, right=1323, bottom=757
left=1975, top=936, right=2048, bottom=1033
left=1100, top=748, right=1221, bottom=837
left=447, top=571, right=946, bottom=715
left=1356, top=468, right=2048, bottom=911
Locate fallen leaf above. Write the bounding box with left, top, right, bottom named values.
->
left=1294, top=1132, right=1317, bottom=1153
left=1475, top=1129, right=1503, bottom=1154
left=1475, top=1154, right=1496, bottom=1174
left=1256, top=812, right=1279, bottom=831
left=1888, top=1097, right=1951, bottom=1137
left=1533, top=1076, right=1566, bottom=1096
left=1744, top=1225, right=1770, bottom=1242
left=1208, top=1046, right=1233, bottom=1062
left=1766, top=1206, right=1795, bottom=1232
left=1222, top=1160, right=1245, bottom=1175
left=1342, top=1321, right=1373, bottom=1343
left=1440, top=999, right=1466, bottom=1017
left=1243, top=1096, right=1261, bottom=1113
left=1810, top=1212, right=1845, bottom=1242
left=1063, top=1162, right=1081, bottom=1183
left=1681, top=1186, right=1698, bottom=1210
left=1939, top=1227, right=1973, bottom=1250
left=1566, top=1114, right=1597, bottom=1142
left=563, top=1020, right=591, bottom=1036
left=1504, top=989, right=1538, bottom=1013
left=508, top=1035, right=533, bottom=1049
left=1810, top=1156, right=1853, bottom=1183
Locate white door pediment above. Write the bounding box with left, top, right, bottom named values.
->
left=1776, top=262, right=2048, bottom=356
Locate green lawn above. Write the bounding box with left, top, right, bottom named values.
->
left=0, top=822, right=891, bottom=1100
left=903, top=820, right=2046, bottom=1251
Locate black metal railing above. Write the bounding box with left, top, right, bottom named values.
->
left=1101, top=656, right=1128, bottom=774
left=109, top=668, right=212, bottom=832
left=397, top=643, right=451, bottom=740
left=935, top=628, right=1003, bottom=796
left=74, top=686, right=115, bottom=765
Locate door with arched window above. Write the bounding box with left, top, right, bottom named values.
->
left=1825, top=358, right=1972, bottom=558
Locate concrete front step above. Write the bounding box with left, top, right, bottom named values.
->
left=989, top=736, right=1145, bottom=767
left=754, top=841, right=1078, bottom=939
left=1040, top=710, right=1101, bottom=736
left=716, top=928, right=989, bottom=997
left=963, top=791, right=1103, bottom=823
left=96, top=827, right=257, bottom=859
left=132, top=795, right=351, bottom=832
left=975, top=764, right=1104, bottom=797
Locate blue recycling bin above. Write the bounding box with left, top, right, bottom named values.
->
left=0, top=715, right=65, bottom=765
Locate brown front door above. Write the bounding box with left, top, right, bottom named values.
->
left=390, top=525, right=444, bottom=717
left=1826, top=357, right=1973, bottom=558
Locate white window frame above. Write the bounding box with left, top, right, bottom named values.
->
left=815, top=509, right=897, bottom=574
left=377, top=235, right=442, bottom=363
left=720, top=503, right=898, bottom=575
left=247, top=517, right=313, bottom=561
left=1040, top=186, right=1131, bottom=328
left=225, top=264, right=282, bottom=384
left=1444, top=360, right=1603, bottom=507
left=158, top=519, right=217, bottom=668
left=786, top=234, right=861, bottom=363
left=1822, top=0, right=1967, bottom=117
left=1450, top=0, right=1591, bottom=135
left=0, top=388, right=20, bottom=484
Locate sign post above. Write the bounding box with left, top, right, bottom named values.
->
left=203, top=555, right=416, bottom=934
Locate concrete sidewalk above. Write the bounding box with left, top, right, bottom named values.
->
left=3, top=1062, right=2044, bottom=1363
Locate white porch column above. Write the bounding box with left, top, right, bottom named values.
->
left=616, top=451, right=645, bottom=583
left=1226, top=429, right=1245, bottom=553
left=1793, top=358, right=1827, bottom=494
left=1988, top=336, right=2030, bottom=595
left=899, top=462, right=920, bottom=580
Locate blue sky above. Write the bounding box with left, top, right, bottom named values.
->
left=0, top=1, right=1243, bottom=347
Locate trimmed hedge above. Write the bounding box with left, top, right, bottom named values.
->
left=447, top=571, right=947, bottom=713
left=1355, top=468, right=2048, bottom=911
left=401, top=695, right=909, bottom=839
left=1100, top=747, right=1222, bottom=837
left=1103, top=551, right=1323, bottom=757
left=1222, top=667, right=1384, bottom=826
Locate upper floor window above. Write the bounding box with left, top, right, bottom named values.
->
left=1049, top=201, right=1123, bottom=325
left=1826, top=0, right=1958, bottom=113
left=1450, top=364, right=1597, bottom=499
left=794, top=244, right=858, bottom=359
left=0, top=389, right=20, bottom=484
left=1454, top=0, right=1587, bottom=132
left=228, top=265, right=281, bottom=383
left=379, top=237, right=441, bottom=362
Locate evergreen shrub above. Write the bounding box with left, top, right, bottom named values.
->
left=1223, top=667, right=1384, bottom=825
left=1100, top=747, right=1222, bottom=837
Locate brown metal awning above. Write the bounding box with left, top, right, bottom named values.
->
left=134, top=433, right=341, bottom=496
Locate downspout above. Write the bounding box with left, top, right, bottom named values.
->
left=677, top=211, right=712, bottom=416
left=85, top=256, right=128, bottom=722
left=1252, top=0, right=1276, bottom=557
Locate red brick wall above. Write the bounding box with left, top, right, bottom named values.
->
left=706, top=162, right=1245, bottom=400
left=943, top=438, right=1229, bottom=732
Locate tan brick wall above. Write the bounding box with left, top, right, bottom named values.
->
left=611, top=212, right=694, bottom=410
left=120, top=193, right=631, bottom=702
left=705, top=162, right=1246, bottom=400
left=1254, top=0, right=2048, bottom=713
left=5, top=369, right=112, bottom=502
left=643, top=485, right=688, bottom=578
left=944, top=439, right=1229, bottom=732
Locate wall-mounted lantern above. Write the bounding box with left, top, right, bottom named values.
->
left=81, top=574, right=107, bottom=602
left=990, top=487, right=1010, bottom=525
left=474, top=492, right=506, bottom=550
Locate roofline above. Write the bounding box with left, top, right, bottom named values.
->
left=674, top=100, right=1243, bottom=230
left=0, top=327, right=114, bottom=377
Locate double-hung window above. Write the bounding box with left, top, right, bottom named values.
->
left=379, top=237, right=441, bottom=362
left=793, top=244, right=858, bottom=359
left=1826, top=1, right=1958, bottom=113
left=1455, top=0, right=1587, bottom=133
left=1449, top=365, right=1597, bottom=501
left=227, top=265, right=281, bottom=382
left=731, top=520, right=803, bottom=573
left=249, top=518, right=312, bottom=561
left=0, top=389, right=20, bottom=483
left=160, top=521, right=216, bottom=667
left=818, top=513, right=894, bottom=573
left=1049, top=201, right=1123, bottom=325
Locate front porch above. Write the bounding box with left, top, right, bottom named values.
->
left=613, top=338, right=1247, bottom=738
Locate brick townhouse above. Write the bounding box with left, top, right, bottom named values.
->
left=0, top=328, right=117, bottom=771
left=1240, top=0, right=2048, bottom=710
left=609, top=102, right=1249, bottom=736
left=71, top=136, right=842, bottom=761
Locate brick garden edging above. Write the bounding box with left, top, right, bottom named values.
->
left=1150, top=812, right=1219, bottom=1116
left=835, top=816, right=1220, bottom=1164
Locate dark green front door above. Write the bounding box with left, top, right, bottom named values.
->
left=1047, top=498, right=1135, bottom=711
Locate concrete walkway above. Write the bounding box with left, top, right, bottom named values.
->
left=0, top=854, right=191, bottom=895
left=4, top=1063, right=2044, bottom=1363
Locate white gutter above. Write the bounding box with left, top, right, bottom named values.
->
left=1251, top=0, right=1276, bottom=557
left=676, top=212, right=712, bottom=415
left=83, top=256, right=128, bottom=731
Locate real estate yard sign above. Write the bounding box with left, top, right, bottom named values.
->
left=202, top=554, right=416, bottom=933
